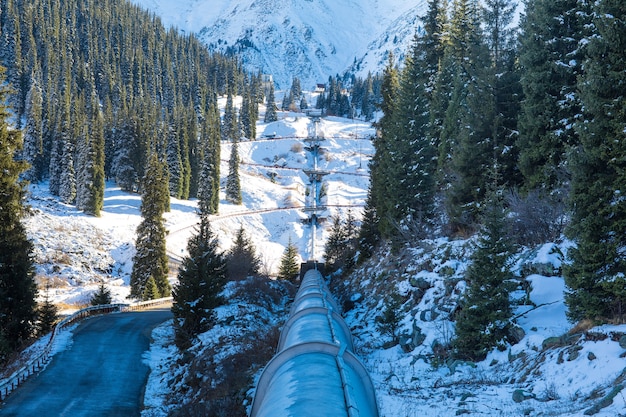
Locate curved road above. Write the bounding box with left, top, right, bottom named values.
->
left=0, top=309, right=171, bottom=417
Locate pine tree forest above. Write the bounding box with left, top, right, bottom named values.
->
left=0, top=0, right=253, bottom=211
left=363, top=0, right=626, bottom=325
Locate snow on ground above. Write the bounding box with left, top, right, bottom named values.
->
left=19, top=106, right=626, bottom=416
left=343, top=239, right=626, bottom=416
left=25, top=108, right=374, bottom=309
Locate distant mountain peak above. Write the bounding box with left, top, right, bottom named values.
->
left=131, top=0, right=426, bottom=88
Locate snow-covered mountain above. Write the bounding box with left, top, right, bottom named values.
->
left=131, top=0, right=427, bottom=88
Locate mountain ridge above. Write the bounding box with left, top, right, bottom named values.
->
left=130, top=0, right=427, bottom=88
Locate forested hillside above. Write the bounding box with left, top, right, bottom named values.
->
left=0, top=0, right=255, bottom=215
left=357, top=0, right=626, bottom=350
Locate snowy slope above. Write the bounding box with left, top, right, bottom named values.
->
left=130, top=0, right=427, bottom=88
left=25, top=103, right=374, bottom=307
left=20, top=103, right=626, bottom=416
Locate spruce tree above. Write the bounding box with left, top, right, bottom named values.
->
left=368, top=52, right=399, bottom=238
left=130, top=154, right=171, bottom=300
left=77, top=97, right=105, bottom=216
left=226, top=225, right=261, bottom=281
left=264, top=82, right=278, bottom=123
left=179, top=105, right=192, bottom=200
left=240, top=86, right=252, bottom=139
left=453, top=177, right=514, bottom=360
left=385, top=30, right=438, bottom=236
left=226, top=136, right=242, bottom=204
left=442, top=0, right=497, bottom=233
left=57, top=66, right=77, bottom=204
left=324, top=214, right=348, bottom=273
left=90, top=281, right=113, bottom=306
left=564, top=0, right=626, bottom=323
left=277, top=237, right=300, bottom=282
left=517, top=0, right=586, bottom=193
left=482, top=0, right=522, bottom=189
left=357, top=189, right=381, bottom=263
left=324, top=210, right=359, bottom=273
left=166, top=111, right=184, bottom=199
left=223, top=93, right=236, bottom=141
left=172, top=212, right=227, bottom=349
left=143, top=276, right=161, bottom=301
left=21, top=76, right=44, bottom=183
left=415, top=0, right=448, bottom=156
left=38, top=282, right=58, bottom=336
left=0, top=66, right=38, bottom=359
left=88, top=101, right=106, bottom=216
left=198, top=103, right=221, bottom=215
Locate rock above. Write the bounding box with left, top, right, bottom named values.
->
left=512, top=389, right=536, bottom=403
left=567, top=347, right=580, bottom=361
left=419, top=307, right=440, bottom=322
left=587, top=351, right=596, bottom=361
left=542, top=336, right=565, bottom=350
left=409, top=277, right=432, bottom=290
left=507, top=325, right=526, bottom=345
left=399, top=325, right=426, bottom=353
left=619, top=335, right=626, bottom=349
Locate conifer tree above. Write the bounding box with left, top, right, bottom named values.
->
left=300, top=96, right=308, bottom=111
left=166, top=111, right=184, bottom=199
left=324, top=210, right=359, bottom=273
left=88, top=101, right=106, bottom=216
left=290, top=77, right=302, bottom=101
left=130, top=154, right=170, bottom=300
left=368, top=52, right=399, bottom=238
left=172, top=211, right=227, bottom=349
left=143, top=276, right=161, bottom=301
left=315, top=92, right=326, bottom=112
left=37, top=281, right=58, bottom=336
left=564, top=0, right=626, bottom=323
left=57, top=65, right=77, bottom=204
left=453, top=176, right=514, bottom=360
left=386, top=30, right=438, bottom=235
left=482, top=0, right=522, bottom=188
left=277, top=237, right=300, bottom=282
left=198, top=103, right=221, bottom=214
left=179, top=105, right=193, bottom=200
left=226, top=136, right=242, bottom=204
left=0, top=66, right=38, bottom=359
left=240, top=86, right=252, bottom=139
left=442, top=0, right=497, bottom=233
left=111, top=105, right=139, bottom=192
left=76, top=96, right=106, bottom=216
left=223, top=93, right=236, bottom=141
left=59, top=131, right=77, bottom=204
left=282, top=91, right=294, bottom=111
left=226, top=225, right=261, bottom=281
left=361, top=73, right=375, bottom=121
left=517, top=0, right=586, bottom=192
left=90, top=281, right=113, bottom=306
left=324, top=214, right=348, bottom=273
left=264, top=82, right=278, bottom=123
left=357, top=189, right=381, bottom=263
left=21, top=76, right=44, bottom=182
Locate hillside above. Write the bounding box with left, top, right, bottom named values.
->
left=21, top=108, right=626, bottom=416
left=25, top=104, right=374, bottom=306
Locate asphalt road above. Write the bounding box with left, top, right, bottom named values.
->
left=0, top=309, right=172, bottom=417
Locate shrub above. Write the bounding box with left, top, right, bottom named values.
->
left=507, top=189, right=567, bottom=245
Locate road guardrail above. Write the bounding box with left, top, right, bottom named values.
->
left=0, top=297, right=172, bottom=401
